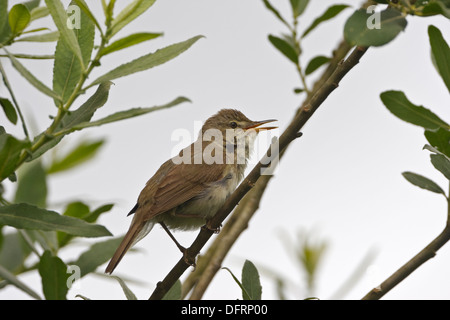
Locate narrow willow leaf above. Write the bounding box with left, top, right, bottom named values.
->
left=45, top=0, right=85, bottom=70
left=242, top=260, right=262, bottom=300
left=72, top=0, right=102, bottom=33
left=16, top=30, right=59, bottom=42
left=109, top=275, right=138, bottom=300
left=402, top=171, right=446, bottom=196
left=305, top=55, right=330, bottom=75
left=268, top=34, right=298, bottom=64
left=0, top=0, right=11, bottom=44
left=381, top=90, right=449, bottom=130
left=428, top=25, right=450, bottom=93
left=0, top=264, right=42, bottom=299
left=0, top=133, right=30, bottom=181
left=110, top=0, right=156, bottom=37
left=425, top=128, right=450, bottom=158
left=290, top=0, right=310, bottom=18
left=89, top=36, right=203, bottom=87
left=53, top=0, right=94, bottom=105
left=8, top=4, right=31, bottom=35
left=261, top=0, right=290, bottom=29
left=30, top=6, right=50, bottom=21
left=38, top=250, right=69, bottom=300
left=0, top=203, right=112, bottom=237
left=344, top=8, right=407, bottom=47
left=3, top=48, right=61, bottom=100
left=430, top=153, right=450, bottom=180
left=302, top=4, right=349, bottom=38
left=74, top=237, right=124, bottom=277
left=162, top=280, right=182, bottom=300
left=222, top=267, right=251, bottom=300
left=0, top=97, right=17, bottom=124
left=14, top=159, right=47, bottom=208
left=101, top=32, right=163, bottom=56
left=68, top=96, right=190, bottom=132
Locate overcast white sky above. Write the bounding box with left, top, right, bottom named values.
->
left=1, top=0, right=450, bottom=300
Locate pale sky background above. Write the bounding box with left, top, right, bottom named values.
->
left=1, top=0, right=450, bottom=300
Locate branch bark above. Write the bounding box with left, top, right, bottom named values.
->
left=148, top=45, right=368, bottom=300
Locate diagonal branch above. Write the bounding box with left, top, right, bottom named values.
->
left=148, top=45, right=368, bottom=300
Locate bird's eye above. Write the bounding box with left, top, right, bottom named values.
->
left=230, top=121, right=238, bottom=129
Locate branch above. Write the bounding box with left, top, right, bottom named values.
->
left=148, top=45, right=368, bottom=300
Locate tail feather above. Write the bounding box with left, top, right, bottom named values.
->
left=105, top=223, right=141, bottom=274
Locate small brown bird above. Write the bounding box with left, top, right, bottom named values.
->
left=105, top=109, right=276, bottom=274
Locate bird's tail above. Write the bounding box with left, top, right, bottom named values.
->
left=105, top=220, right=154, bottom=274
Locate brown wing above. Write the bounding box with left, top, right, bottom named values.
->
left=136, top=143, right=227, bottom=221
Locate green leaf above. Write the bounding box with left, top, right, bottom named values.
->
left=14, top=159, right=47, bottom=207
left=45, top=0, right=85, bottom=70
left=109, top=275, right=137, bottom=300
left=38, top=250, right=69, bottom=300
left=89, top=36, right=203, bottom=87
left=101, top=32, right=163, bottom=56
left=68, top=96, right=190, bottom=132
left=268, top=34, right=298, bottom=64
left=3, top=48, right=61, bottom=100
left=47, top=139, right=104, bottom=174
left=380, top=90, right=449, bottom=130
left=425, top=128, right=450, bottom=158
left=0, top=264, right=42, bottom=299
left=290, top=0, right=310, bottom=18
left=71, top=0, right=102, bottom=33
left=261, top=0, right=290, bottom=29
left=30, top=82, right=112, bottom=161
left=422, top=0, right=450, bottom=18
left=222, top=266, right=251, bottom=300
left=0, top=203, right=112, bottom=237
left=74, top=237, right=124, bottom=277
left=162, top=280, right=182, bottom=300
left=110, top=0, right=156, bottom=37
left=428, top=25, right=450, bottom=93
left=0, top=231, right=33, bottom=274
left=53, top=0, right=95, bottom=105
left=302, top=4, right=350, bottom=38
left=29, top=6, right=50, bottom=22
left=8, top=4, right=31, bottom=35
left=430, top=153, right=450, bottom=180
left=402, top=171, right=446, bottom=196
left=0, top=0, right=11, bottom=44
left=22, top=0, right=41, bottom=11
left=242, top=260, right=262, bottom=300
left=0, top=97, right=17, bottom=125
left=344, top=8, right=407, bottom=47
left=305, top=56, right=331, bottom=75
left=16, top=30, right=59, bottom=42
left=0, top=133, right=30, bottom=182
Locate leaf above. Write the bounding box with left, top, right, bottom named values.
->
left=305, top=56, right=331, bottom=75
left=0, top=264, right=42, bottom=299
left=101, top=32, right=163, bottom=56
left=71, top=0, right=102, bottom=33
left=8, top=4, right=31, bottom=35
left=3, top=48, right=61, bottom=100
left=242, top=260, right=262, bottom=300
left=38, top=250, right=69, bottom=300
left=16, top=30, right=59, bottom=42
left=29, top=6, right=50, bottom=21
left=402, top=171, right=446, bottom=196
left=89, top=36, right=203, bottom=87
left=430, top=153, right=450, bottom=180
left=428, top=25, right=450, bottom=93
left=109, top=275, right=138, bottom=300
left=344, top=8, right=407, bottom=47
left=0, top=133, right=30, bottom=182
left=52, top=0, right=95, bottom=105
left=290, top=0, right=310, bottom=18
left=110, top=0, right=156, bottom=37
left=45, top=0, right=85, bottom=70
left=0, top=97, right=17, bottom=125
left=162, top=280, right=182, bottom=300
left=47, top=139, right=104, bottom=174
left=261, top=0, right=290, bottom=29
left=302, top=4, right=350, bottom=38
left=422, top=1, right=450, bottom=18
left=68, top=96, right=190, bottom=132
left=222, top=267, right=251, bottom=300
left=0, top=231, right=33, bottom=273
left=268, top=34, right=298, bottom=64
left=14, top=159, right=47, bottom=207
left=0, top=203, right=112, bottom=237
left=74, top=237, right=124, bottom=277
left=380, top=90, right=449, bottom=130
left=425, top=128, right=450, bottom=158
left=0, top=0, right=11, bottom=44
left=30, top=82, right=112, bottom=161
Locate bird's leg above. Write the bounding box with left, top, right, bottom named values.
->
left=159, top=222, right=196, bottom=268
left=202, top=220, right=221, bottom=234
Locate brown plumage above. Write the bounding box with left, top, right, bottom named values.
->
left=105, top=109, right=276, bottom=274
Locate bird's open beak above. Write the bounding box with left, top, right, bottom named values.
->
left=244, top=119, right=277, bottom=132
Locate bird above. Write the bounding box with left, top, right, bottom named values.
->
left=105, top=109, right=277, bottom=274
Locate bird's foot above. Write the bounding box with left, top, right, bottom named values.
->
left=202, top=221, right=221, bottom=234
left=181, top=247, right=196, bottom=269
